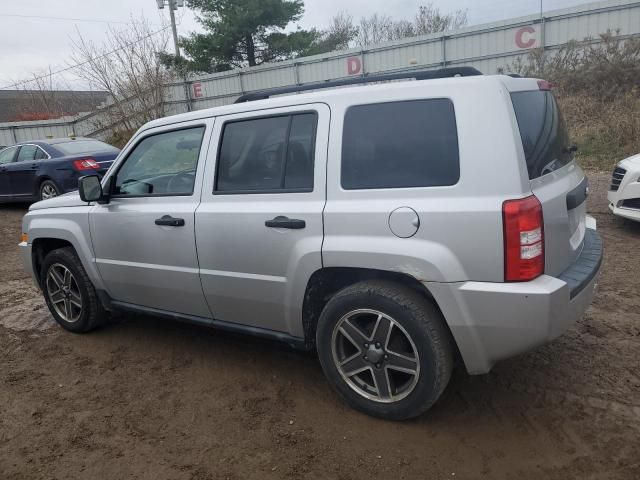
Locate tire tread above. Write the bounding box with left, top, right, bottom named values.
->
left=317, top=280, right=454, bottom=420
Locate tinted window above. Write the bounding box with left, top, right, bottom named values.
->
left=511, top=91, right=573, bottom=179
left=341, top=99, right=459, bottom=190
left=17, top=145, right=38, bottom=162
left=55, top=139, right=116, bottom=155
left=216, top=113, right=316, bottom=193
left=0, top=147, right=17, bottom=164
left=285, top=114, right=316, bottom=190
left=114, top=127, right=205, bottom=196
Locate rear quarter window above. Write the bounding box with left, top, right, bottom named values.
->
left=510, top=90, right=573, bottom=180
left=341, top=99, right=460, bottom=190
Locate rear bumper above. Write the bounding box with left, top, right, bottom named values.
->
left=427, top=227, right=603, bottom=374
left=60, top=169, right=108, bottom=194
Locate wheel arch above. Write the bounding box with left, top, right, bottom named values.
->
left=34, top=175, right=57, bottom=197
left=302, top=267, right=460, bottom=360
left=31, top=237, right=74, bottom=287
left=27, top=219, right=105, bottom=293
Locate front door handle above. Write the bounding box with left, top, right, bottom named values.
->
left=265, top=216, right=306, bottom=229
left=155, top=215, right=185, bottom=227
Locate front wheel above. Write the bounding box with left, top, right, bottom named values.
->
left=40, top=247, right=107, bottom=333
left=316, top=280, right=453, bottom=420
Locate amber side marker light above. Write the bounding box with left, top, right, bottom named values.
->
left=20, top=233, right=28, bottom=243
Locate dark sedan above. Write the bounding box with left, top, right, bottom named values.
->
left=0, top=137, right=119, bottom=202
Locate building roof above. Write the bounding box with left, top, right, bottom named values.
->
left=0, top=90, right=109, bottom=122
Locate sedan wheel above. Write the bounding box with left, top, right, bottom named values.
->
left=40, top=181, right=59, bottom=200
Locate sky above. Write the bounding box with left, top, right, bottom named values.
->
left=0, top=0, right=598, bottom=90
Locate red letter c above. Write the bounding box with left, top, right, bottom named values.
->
left=515, top=26, right=536, bottom=49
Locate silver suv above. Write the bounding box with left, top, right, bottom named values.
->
left=20, top=69, right=602, bottom=420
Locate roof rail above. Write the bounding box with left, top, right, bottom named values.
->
left=234, top=66, right=483, bottom=103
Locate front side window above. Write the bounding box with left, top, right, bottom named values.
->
left=113, top=127, right=205, bottom=197
left=341, top=99, right=460, bottom=190
left=0, top=147, right=17, bottom=164
left=215, top=113, right=317, bottom=193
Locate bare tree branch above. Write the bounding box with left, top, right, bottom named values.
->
left=69, top=17, right=172, bottom=143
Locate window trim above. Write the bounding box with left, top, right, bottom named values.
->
left=213, top=110, right=318, bottom=195
left=109, top=124, right=207, bottom=199
left=15, top=144, right=51, bottom=162
left=340, top=98, right=460, bottom=191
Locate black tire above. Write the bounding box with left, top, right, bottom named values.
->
left=40, top=247, right=107, bottom=333
left=39, top=179, right=60, bottom=200
left=316, top=280, right=453, bottom=420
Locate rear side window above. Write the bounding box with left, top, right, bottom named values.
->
left=341, top=99, right=459, bottom=190
left=17, top=145, right=38, bottom=161
left=511, top=91, right=573, bottom=179
left=215, top=113, right=316, bottom=193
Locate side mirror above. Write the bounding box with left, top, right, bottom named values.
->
left=78, top=175, right=104, bottom=203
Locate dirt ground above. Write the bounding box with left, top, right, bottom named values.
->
left=0, top=171, right=638, bottom=480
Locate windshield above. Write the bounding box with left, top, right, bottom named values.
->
left=511, top=90, right=573, bottom=180
left=54, top=140, right=116, bottom=155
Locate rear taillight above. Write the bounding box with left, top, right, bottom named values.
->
left=73, top=158, right=100, bottom=171
left=503, top=195, right=544, bottom=282
left=537, top=79, right=554, bottom=91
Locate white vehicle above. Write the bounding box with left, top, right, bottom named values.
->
left=608, top=154, right=640, bottom=222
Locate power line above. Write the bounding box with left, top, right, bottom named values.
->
left=0, top=25, right=172, bottom=91
left=0, top=13, right=156, bottom=25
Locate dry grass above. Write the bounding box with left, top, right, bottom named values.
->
left=559, top=90, right=640, bottom=171
left=511, top=31, right=640, bottom=171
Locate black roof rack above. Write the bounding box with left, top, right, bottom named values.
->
left=234, top=66, right=482, bottom=103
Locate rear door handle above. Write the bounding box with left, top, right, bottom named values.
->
left=265, top=216, right=306, bottom=229
left=31, top=163, right=38, bottom=169
left=155, top=215, right=185, bottom=227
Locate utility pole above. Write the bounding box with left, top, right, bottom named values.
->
left=156, top=0, right=191, bottom=111
left=156, top=0, right=183, bottom=57
left=168, top=0, right=181, bottom=58
left=539, top=0, right=546, bottom=70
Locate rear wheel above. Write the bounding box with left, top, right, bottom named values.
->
left=316, top=280, right=453, bottom=420
left=40, top=247, right=107, bottom=333
left=39, top=180, right=60, bottom=200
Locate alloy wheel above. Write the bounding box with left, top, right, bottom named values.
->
left=46, top=263, right=82, bottom=323
left=331, top=309, right=420, bottom=403
left=41, top=183, right=58, bottom=199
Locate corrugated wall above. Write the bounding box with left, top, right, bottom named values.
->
left=2, top=0, right=639, bottom=146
